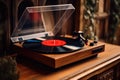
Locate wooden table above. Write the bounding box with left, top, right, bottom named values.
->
left=17, top=43, right=120, bottom=80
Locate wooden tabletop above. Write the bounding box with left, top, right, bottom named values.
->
left=17, top=43, right=120, bottom=80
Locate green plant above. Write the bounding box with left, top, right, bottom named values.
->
left=83, top=0, right=99, bottom=40
left=0, top=56, right=19, bottom=80
left=108, top=0, right=120, bottom=43
left=0, top=1, right=19, bottom=80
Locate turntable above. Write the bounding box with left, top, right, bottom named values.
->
left=11, top=4, right=105, bottom=68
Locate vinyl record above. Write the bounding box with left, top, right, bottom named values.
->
left=23, top=37, right=84, bottom=53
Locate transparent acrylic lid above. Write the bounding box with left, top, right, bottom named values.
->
left=11, top=4, right=75, bottom=42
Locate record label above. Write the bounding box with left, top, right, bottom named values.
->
left=42, top=39, right=66, bottom=47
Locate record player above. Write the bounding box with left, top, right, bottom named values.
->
left=11, top=4, right=105, bottom=68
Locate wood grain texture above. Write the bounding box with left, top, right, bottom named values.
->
left=15, top=43, right=120, bottom=80
left=14, top=41, right=105, bottom=68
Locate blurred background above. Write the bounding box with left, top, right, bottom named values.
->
left=0, top=0, right=120, bottom=56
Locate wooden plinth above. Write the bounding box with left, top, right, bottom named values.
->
left=16, top=43, right=120, bottom=80
left=13, top=42, right=105, bottom=68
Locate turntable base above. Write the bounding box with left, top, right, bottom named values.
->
left=13, top=41, right=105, bottom=68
